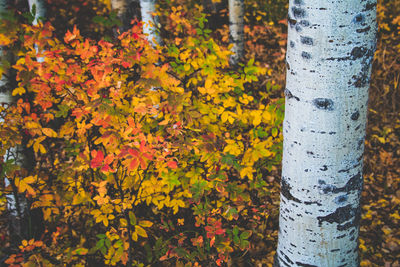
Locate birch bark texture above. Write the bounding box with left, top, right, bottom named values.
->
left=140, top=0, right=162, bottom=46
left=28, top=0, right=46, bottom=25
left=228, top=0, right=244, bottom=65
left=275, top=0, right=377, bottom=266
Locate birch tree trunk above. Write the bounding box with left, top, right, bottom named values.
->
left=228, top=0, right=244, bottom=65
left=275, top=0, right=377, bottom=266
left=28, top=0, right=46, bottom=63
left=111, top=0, right=141, bottom=32
left=27, top=0, right=45, bottom=25
left=140, top=0, right=162, bottom=46
left=0, top=0, right=8, bottom=104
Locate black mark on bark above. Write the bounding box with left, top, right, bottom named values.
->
left=281, top=252, right=294, bottom=264
left=284, top=88, right=300, bottom=101
left=299, top=20, right=310, bottom=27
left=288, top=14, right=297, bottom=28
left=313, top=98, right=334, bottom=110
left=351, top=111, right=360, bottom=120
left=320, top=165, right=328, bottom=171
left=300, top=36, right=314, bottom=45
left=364, top=2, right=377, bottom=11
left=301, top=51, right=311, bottom=59
left=321, top=173, right=362, bottom=194
left=351, top=47, right=368, bottom=59
left=356, top=26, right=371, bottom=33
left=286, top=60, right=291, bottom=70
left=296, top=262, right=318, bottom=267
left=281, top=177, right=302, bottom=203
left=353, top=14, right=365, bottom=23
left=290, top=41, right=295, bottom=48
left=357, top=138, right=364, bottom=149
left=294, top=0, right=304, bottom=5
left=317, top=204, right=361, bottom=231
left=337, top=234, right=346, bottom=239
left=292, top=6, right=306, bottom=19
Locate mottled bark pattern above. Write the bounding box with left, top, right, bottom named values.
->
left=276, top=0, right=377, bottom=266
left=228, top=0, right=244, bottom=65
left=140, top=0, right=162, bottom=46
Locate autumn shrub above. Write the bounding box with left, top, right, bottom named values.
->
left=0, top=6, right=283, bottom=267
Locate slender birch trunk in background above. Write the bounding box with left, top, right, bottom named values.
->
left=28, top=0, right=45, bottom=64
left=275, top=0, right=377, bottom=266
left=111, top=0, right=128, bottom=26
left=228, top=0, right=244, bottom=65
left=0, top=0, right=23, bottom=237
left=140, top=0, right=161, bottom=46
left=0, top=0, right=8, bottom=104
left=111, top=0, right=141, bottom=32
left=27, top=0, right=45, bottom=25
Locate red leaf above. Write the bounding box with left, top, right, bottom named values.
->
left=90, top=150, right=104, bottom=168
left=167, top=161, right=178, bottom=169
left=129, top=158, right=139, bottom=170
left=215, top=228, right=225, bottom=235
left=101, top=165, right=110, bottom=172
left=128, top=148, right=139, bottom=157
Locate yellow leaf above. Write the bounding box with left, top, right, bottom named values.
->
left=39, top=144, right=46, bottom=154
left=12, top=87, right=26, bottom=96
left=240, top=167, right=254, bottom=180
left=42, top=128, right=57, bottom=138
left=135, top=225, right=147, bottom=238
left=23, top=176, right=36, bottom=184
left=221, top=112, right=228, bottom=123
left=120, top=218, right=128, bottom=227
left=22, top=240, right=28, bottom=246
left=132, top=231, right=138, bottom=241
left=138, top=220, right=153, bottom=228
left=262, top=111, right=272, bottom=122
left=205, top=78, right=212, bottom=89
left=252, top=112, right=261, bottom=126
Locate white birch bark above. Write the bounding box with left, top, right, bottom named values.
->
left=28, top=0, right=45, bottom=26
left=140, top=0, right=162, bottom=46
left=275, top=0, right=377, bottom=266
left=228, top=0, right=244, bottom=65
left=28, top=0, right=45, bottom=63
left=0, top=0, right=13, bottom=210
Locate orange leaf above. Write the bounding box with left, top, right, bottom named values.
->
left=167, top=161, right=178, bottom=169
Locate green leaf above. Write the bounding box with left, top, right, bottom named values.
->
left=129, top=211, right=137, bottom=225
left=240, top=230, right=251, bottom=240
